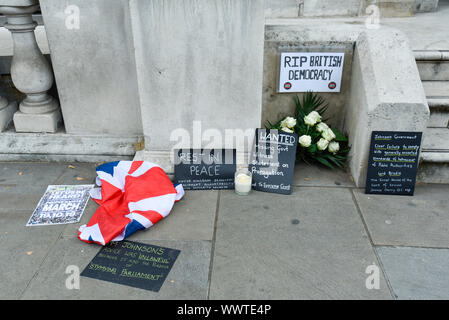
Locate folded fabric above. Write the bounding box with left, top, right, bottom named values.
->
left=78, top=161, right=184, bottom=245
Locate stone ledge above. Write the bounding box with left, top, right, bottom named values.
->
left=421, top=151, right=449, bottom=163
left=414, top=50, right=449, bottom=61
left=0, top=129, right=141, bottom=162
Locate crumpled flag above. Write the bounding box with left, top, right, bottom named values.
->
left=78, top=161, right=184, bottom=245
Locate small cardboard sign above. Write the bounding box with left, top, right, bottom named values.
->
left=365, top=131, right=422, bottom=196
left=81, top=241, right=180, bottom=292
left=249, top=129, right=298, bottom=195
left=278, top=52, right=345, bottom=93
left=174, top=149, right=236, bottom=190
left=26, top=185, right=93, bottom=226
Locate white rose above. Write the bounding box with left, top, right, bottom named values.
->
left=322, top=128, right=336, bottom=141
left=281, top=127, right=294, bottom=133
left=328, top=141, right=340, bottom=154
left=280, top=117, right=297, bottom=129
left=304, top=111, right=322, bottom=126
left=317, top=138, right=329, bottom=151
left=316, top=122, right=329, bottom=133
left=298, top=135, right=312, bottom=148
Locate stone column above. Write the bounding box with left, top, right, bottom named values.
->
left=0, top=0, right=61, bottom=133
left=0, top=75, right=17, bottom=131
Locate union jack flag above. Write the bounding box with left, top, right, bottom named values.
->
left=78, top=161, right=184, bottom=245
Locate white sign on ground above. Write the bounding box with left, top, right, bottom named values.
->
left=278, top=52, right=345, bottom=93
left=26, top=185, right=93, bottom=226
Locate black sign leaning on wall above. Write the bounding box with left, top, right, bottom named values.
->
left=249, top=129, right=298, bottom=195
left=365, top=131, right=423, bottom=196
left=174, top=149, right=236, bottom=190
left=81, top=240, right=180, bottom=292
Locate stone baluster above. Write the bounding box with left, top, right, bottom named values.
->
left=0, top=0, right=61, bottom=133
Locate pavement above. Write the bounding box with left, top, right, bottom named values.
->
left=1, top=161, right=449, bottom=300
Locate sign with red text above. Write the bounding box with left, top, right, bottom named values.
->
left=278, top=52, right=345, bottom=93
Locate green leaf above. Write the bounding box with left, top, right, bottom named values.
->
left=316, top=157, right=334, bottom=169
left=331, top=128, right=348, bottom=142
left=308, top=144, right=317, bottom=153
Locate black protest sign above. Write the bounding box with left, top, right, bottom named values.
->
left=249, top=129, right=298, bottom=195
left=174, top=149, right=236, bottom=190
left=81, top=241, right=180, bottom=292
left=365, top=131, right=422, bottom=196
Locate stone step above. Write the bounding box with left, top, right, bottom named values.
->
left=427, top=97, right=449, bottom=128
left=422, top=81, right=449, bottom=97
left=422, top=127, right=449, bottom=152
left=414, top=50, right=449, bottom=61
left=418, top=128, right=449, bottom=184
left=417, top=61, right=449, bottom=81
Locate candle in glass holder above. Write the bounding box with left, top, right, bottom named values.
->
left=234, top=169, right=252, bottom=196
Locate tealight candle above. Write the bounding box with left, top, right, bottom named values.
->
left=234, top=169, right=252, bottom=196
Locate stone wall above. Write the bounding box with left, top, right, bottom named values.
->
left=39, top=0, right=143, bottom=136
left=130, top=0, right=265, bottom=172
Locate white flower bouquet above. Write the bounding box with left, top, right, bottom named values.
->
left=267, top=92, right=350, bottom=169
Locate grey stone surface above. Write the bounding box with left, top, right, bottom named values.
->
left=422, top=81, right=449, bottom=97
left=265, top=0, right=300, bottom=18
left=13, top=109, right=62, bottom=133
left=209, top=188, right=392, bottom=299
left=20, top=238, right=212, bottom=300
left=360, top=0, right=415, bottom=17
left=428, top=109, right=449, bottom=128
left=128, top=191, right=219, bottom=242
left=0, top=203, right=66, bottom=299
left=0, top=129, right=141, bottom=162
left=417, top=162, right=449, bottom=184
left=0, top=99, right=16, bottom=132
left=422, top=127, right=449, bottom=151
left=377, top=246, right=449, bottom=299
left=130, top=0, right=265, bottom=162
left=414, top=0, right=439, bottom=12
left=344, top=27, right=429, bottom=187
left=417, top=61, right=449, bottom=81
left=353, top=185, right=449, bottom=247
left=0, top=162, right=67, bottom=188
left=39, top=0, right=143, bottom=136
left=303, top=0, right=362, bottom=17
left=0, top=25, right=49, bottom=57
left=293, top=162, right=355, bottom=187
left=382, top=0, right=449, bottom=51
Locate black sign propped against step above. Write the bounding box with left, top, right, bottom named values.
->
left=249, top=129, right=298, bottom=195
left=81, top=240, right=180, bottom=292
left=365, top=131, right=422, bottom=196
left=174, top=149, right=236, bottom=190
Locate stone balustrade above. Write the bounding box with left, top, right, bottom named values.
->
left=0, top=0, right=61, bottom=133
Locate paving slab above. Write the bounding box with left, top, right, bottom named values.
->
left=20, top=237, right=212, bottom=300
left=127, top=191, right=219, bottom=242
left=0, top=209, right=65, bottom=299
left=0, top=162, right=94, bottom=212
left=353, top=185, right=449, bottom=248
left=0, top=162, right=66, bottom=188
left=209, top=188, right=392, bottom=299
left=293, top=162, right=355, bottom=188
left=52, top=162, right=97, bottom=185
left=377, top=246, right=449, bottom=300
